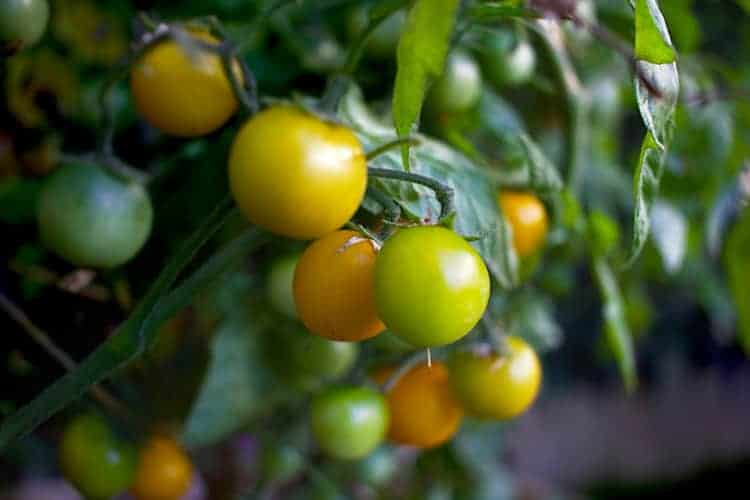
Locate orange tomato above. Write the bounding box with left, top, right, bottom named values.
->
left=498, top=191, right=548, bottom=258
left=131, top=436, right=192, bottom=500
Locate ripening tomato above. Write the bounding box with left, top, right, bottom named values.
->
left=59, top=414, right=137, bottom=499
left=228, top=107, right=367, bottom=239
left=267, top=253, right=301, bottom=319
left=130, top=31, right=240, bottom=137
left=498, top=191, right=548, bottom=258
left=448, top=337, right=542, bottom=420
left=131, top=436, right=193, bottom=500
left=37, top=163, right=153, bottom=268
left=375, top=362, right=463, bottom=448
left=311, top=386, right=389, bottom=460
left=294, top=230, right=385, bottom=341
left=374, top=226, right=490, bottom=347
left=428, top=50, right=482, bottom=115
left=0, top=0, right=49, bottom=54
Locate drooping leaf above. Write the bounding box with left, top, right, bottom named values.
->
left=392, top=0, right=460, bottom=168
left=650, top=200, right=687, bottom=273
left=634, top=0, right=676, bottom=63
left=340, top=86, right=518, bottom=289
left=592, top=257, right=637, bottom=392
left=0, top=202, right=267, bottom=450
left=635, top=60, right=679, bottom=150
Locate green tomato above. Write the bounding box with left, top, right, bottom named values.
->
left=482, top=32, right=536, bottom=87
left=267, top=254, right=300, bottom=318
left=348, top=7, right=406, bottom=59
left=37, top=163, right=153, bottom=268
left=0, top=0, right=49, bottom=54
left=311, top=386, right=389, bottom=460
left=428, top=50, right=482, bottom=115
left=59, top=414, right=137, bottom=499
left=374, top=226, right=491, bottom=347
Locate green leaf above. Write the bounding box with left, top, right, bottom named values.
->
left=0, top=201, right=267, bottom=450
left=635, top=60, right=679, bottom=150
left=392, top=0, right=460, bottom=168
left=182, top=314, right=274, bottom=448
left=634, top=0, right=676, bottom=63
left=592, top=257, right=637, bottom=392
left=0, top=177, right=41, bottom=225
left=341, top=86, right=518, bottom=289
left=724, top=210, right=750, bottom=354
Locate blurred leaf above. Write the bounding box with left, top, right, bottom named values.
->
left=509, top=292, right=563, bottom=352
left=588, top=210, right=621, bottom=257
left=494, top=134, right=563, bottom=194
left=182, top=314, right=273, bottom=448
left=0, top=177, right=41, bottom=224
left=453, top=424, right=513, bottom=500
left=392, top=0, right=460, bottom=168
left=650, top=200, right=687, bottom=273
left=706, top=176, right=745, bottom=259
left=0, top=201, right=267, bottom=450
left=724, top=209, right=750, bottom=353
left=634, top=0, right=676, bottom=63
left=592, top=257, right=637, bottom=392
left=340, top=86, right=519, bottom=289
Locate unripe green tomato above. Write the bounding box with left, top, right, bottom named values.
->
left=267, top=254, right=300, bottom=319
left=0, top=0, right=49, bottom=54
left=290, top=329, right=358, bottom=380
left=482, top=33, right=536, bottom=88
left=374, top=226, right=491, bottom=347
left=37, top=163, right=153, bottom=268
left=348, top=7, right=406, bottom=59
left=428, top=50, right=482, bottom=115
left=311, top=386, right=389, bottom=460
left=59, top=414, right=137, bottom=499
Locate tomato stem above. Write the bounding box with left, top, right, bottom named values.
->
left=381, top=351, right=429, bottom=393
left=365, top=137, right=420, bottom=161
left=368, top=167, right=456, bottom=225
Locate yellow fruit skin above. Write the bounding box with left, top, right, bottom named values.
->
left=228, top=106, right=367, bottom=239
left=294, top=230, right=385, bottom=341
left=131, top=436, right=193, bottom=500
left=498, top=191, right=548, bottom=258
left=449, top=336, right=542, bottom=420
left=130, top=31, right=239, bottom=137
left=376, top=362, right=463, bottom=448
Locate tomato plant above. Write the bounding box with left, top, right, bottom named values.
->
left=448, top=337, right=542, bottom=420
left=294, top=230, right=384, bottom=341
left=0, top=0, right=49, bottom=54
left=228, top=106, right=368, bottom=239
left=131, top=436, right=193, bottom=500
left=59, top=414, right=137, bottom=499
left=311, top=386, right=389, bottom=460
left=374, top=226, right=491, bottom=347
left=37, top=163, right=153, bottom=268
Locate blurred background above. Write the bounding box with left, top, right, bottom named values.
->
left=3, top=0, right=750, bottom=498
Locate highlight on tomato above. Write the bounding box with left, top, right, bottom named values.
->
left=498, top=190, right=548, bottom=258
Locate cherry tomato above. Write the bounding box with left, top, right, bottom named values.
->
left=447, top=337, right=542, bottom=420
left=294, top=230, right=385, bottom=341
left=131, top=436, right=193, bottom=500
left=130, top=31, right=240, bottom=137
left=428, top=50, right=482, bottom=115
left=229, top=107, right=367, bottom=240
left=0, top=0, right=49, bottom=54
left=482, top=33, right=536, bottom=88
left=267, top=253, right=301, bottom=319
left=498, top=191, right=548, bottom=258
left=59, top=414, right=137, bottom=499
left=375, top=362, right=463, bottom=448
left=37, top=163, right=153, bottom=268
left=374, top=226, right=490, bottom=347
left=311, top=386, right=389, bottom=460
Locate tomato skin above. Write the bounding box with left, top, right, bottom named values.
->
left=130, top=31, right=239, bottom=137
left=59, top=414, right=137, bottom=499
left=428, top=50, right=482, bottom=114
left=131, top=436, right=193, bottom=500
left=294, top=230, right=385, bottom=341
left=0, top=0, right=49, bottom=53
left=311, top=386, right=389, bottom=460
left=374, top=226, right=490, bottom=347
left=228, top=107, right=367, bottom=240
left=448, top=337, right=541, bottom=420
left=377, top=362, right=463, bottom=448
left=267, top=254, right=301, bottom=319
left=498, top=191, right=548, bottom=258
left=37, top=163, right=153, bottom=268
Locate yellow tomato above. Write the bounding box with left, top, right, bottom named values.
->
left=294, top=230, right=385, bottom=341
left=448, top=337, right=541, bottom=420
left=498, top=191, right=548, bottom=257
left=228, top=106, right=367, bottom=239
left=131, top=436, right=192, bottom=500
left=376, top=362, right=463, bottom=448
left=130, top=31, right=239, bottom=137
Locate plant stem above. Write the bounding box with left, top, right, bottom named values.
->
left=368, top=167, right=456, bottom=225
left=366, top=137, right=420, bottom=161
